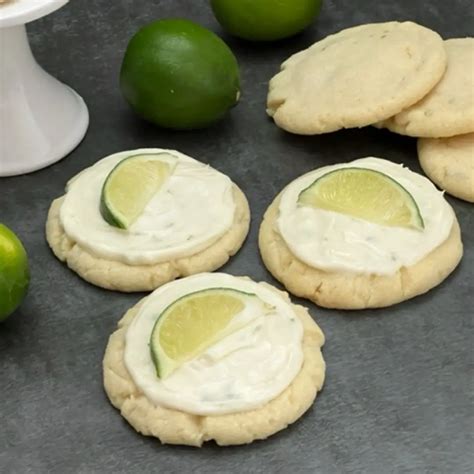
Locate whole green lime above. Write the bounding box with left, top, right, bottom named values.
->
left=120, top=19, right=240, bottom=130
left=210, top=0, right=322, bottom=41
left=0, top=224, right=30, bottom=321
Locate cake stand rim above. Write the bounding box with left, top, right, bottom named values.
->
left=0, top=0, right=69, bottom=28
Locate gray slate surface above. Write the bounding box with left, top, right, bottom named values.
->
left=1, top=0, right=473, bottom=473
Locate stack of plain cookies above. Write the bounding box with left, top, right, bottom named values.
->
left=267, top=21, right=474, bottom=202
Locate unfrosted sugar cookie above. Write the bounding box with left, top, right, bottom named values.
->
left=103, top=273, right=325, bottom=446
left=259, top=158, right=463, bottom=309
left=418, top=133, right=474, bottom=202
left=266, top=22, right=446, bottom=135
left=46, top=149, right=250, bottom=292
left=379, top=38, right=474, bottom=138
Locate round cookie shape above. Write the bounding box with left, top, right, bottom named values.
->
left=259, top=158, right=463, bottom=309
left=276, top=158, right=455, bottom=275
left=266, top=21, right=447, bottom=135
left=103, top=274, right=326, bottom=446
left=379, top=38, right=474, bottom=138
left=46, top=149, right=250, bottom=292
left=418, top=133, right=474, bottom=202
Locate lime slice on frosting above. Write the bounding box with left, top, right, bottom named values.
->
left=150, top=288, right=258, bottom=379
left=298, top=167, right=424, bottom=230
left=100, top=153, right=176, bottom=229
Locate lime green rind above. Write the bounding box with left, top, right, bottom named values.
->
left=298, top=167, right=425, bottom=230
left=0, top=224, right=30, bottom=321
left=120, top=19, right=240, bottom=130
left=99, top=194, right=127, bottom=229
left=149, top=288, right=257, bottom=379
left=99, top=156, right=132, bottom=229
left=150, top=338, right=174, bottom=379
left=99, top=153, right=175, bottom=229
left=210, top=0, right=323, bottom=42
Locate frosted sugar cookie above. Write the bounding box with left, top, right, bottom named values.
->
left=266, top=22, right=446, bottom=135
left=379, top=38, right=474, bottom=138
left=259, top=158, right=463, bottom=309
left=46, top=149, right=250, bottom=292
left=103, top=273, right=325, bottom=446
left=418, top=133, right=474, bottom=202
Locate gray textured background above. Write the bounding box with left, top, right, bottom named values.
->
left=1, top=0, right=473, bottom=473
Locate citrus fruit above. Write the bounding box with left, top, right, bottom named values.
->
left=0, top=224, right=30, bottom=321
left=100, top=153, right=176, bottom=229
left=298, top=168, right=424, bottom=230
left=120, top=19, right=240, bottom=130
left=150, top=288, right=258, bottom=378
left=210, top=0, right=322, bottom=41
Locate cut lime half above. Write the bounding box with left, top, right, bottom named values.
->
left=150, top=288, right=259, bottom=379
left=297, top=167, right=424, bottom=230
left=100, top=153, right=176, bottom=229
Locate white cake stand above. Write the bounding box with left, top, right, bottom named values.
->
left=0, top=0, right=89, bottom=176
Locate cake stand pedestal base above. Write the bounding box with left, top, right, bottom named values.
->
left=0, top=1, right=88, bottom=177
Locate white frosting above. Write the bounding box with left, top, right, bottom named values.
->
left=277, top=157, right=454, bottom=275
left=124, top=273, right=304, bottom=416
left=59, top=149, right=235, bottom=265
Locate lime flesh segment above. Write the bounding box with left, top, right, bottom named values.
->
left=150, top=288, right=257, bottom=379
left=100, top=153, right=175, bottom=229
left=298, top=167, right=424, bottom=230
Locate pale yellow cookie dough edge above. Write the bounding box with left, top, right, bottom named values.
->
left=259, top=193, right=463, bottom=309
left=418, top=134, right=474, bottom=203
left=103, top=282, right=326, bottom=446
left=377, top=39, right=474, bottom=138
left=46, top=186, right=250, bottom=292
left=267, top=21, right=447, bottom=135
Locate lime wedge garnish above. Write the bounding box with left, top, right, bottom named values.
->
left=150, top=288, right=258, bottom=379
left=100, top=153, right=176, bottom=229
left=297, top=167, right=424, bottom=230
